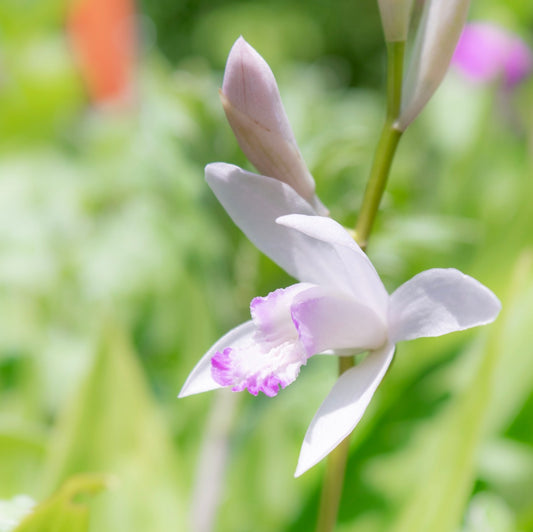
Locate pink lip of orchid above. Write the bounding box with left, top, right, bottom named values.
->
left=220, top=37, right=328, bottom=216
left=452, top=22, right=533, bottom=88
left=179, top=162, right=501, bottom=477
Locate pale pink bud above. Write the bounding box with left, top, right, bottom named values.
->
left=220, top=37, right=327, bottom=215
left=397, top=0, right=470, bottom=131
left=377, top=0, right=414, bottom=42
left=452, top=22, right=533, bottom=88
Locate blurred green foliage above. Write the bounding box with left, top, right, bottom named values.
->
left=14, top=474, right=108, bottom=532
left=0, top=1, right=532, bottom=531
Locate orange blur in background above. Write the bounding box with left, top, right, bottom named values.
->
left=67, top=0, right=137, bottom=106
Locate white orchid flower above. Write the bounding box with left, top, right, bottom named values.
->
left=179, top=162, right=501, bottom=477
left=220, top=36, right=328, bottom=215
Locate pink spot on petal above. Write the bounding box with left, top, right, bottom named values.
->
left=260, top=375, right=281, bottom=397
left=210, top=340, right=305, bottom=397
left=211, top=285, right=312, bottom=397
left=211, top=348, right=234, bottom=387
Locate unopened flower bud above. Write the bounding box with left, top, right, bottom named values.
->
left=377, top=0, right=414, bottom=42
left=221, top=37, right=327, bottom=215
left=397, top=0, right=470, bottom=131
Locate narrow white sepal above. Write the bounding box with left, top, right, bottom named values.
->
left=179, top=320, right=256, bottom=397
left=397, top=0, right=470, bottom=130
left=294, top=343, right=395, bottom=477
left=388, top=268, right=501, bottom=343
left=207, top=165, right=382, bottom=300
left=206, top=163, right=333, bottom=285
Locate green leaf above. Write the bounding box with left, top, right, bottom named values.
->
left=42, top=322, right=185, bottom=531
left=0, top=427, right=45, bottom=498
left=389, top=253, right=533, bottom=532
left=13, top=474, right=108, bottom=532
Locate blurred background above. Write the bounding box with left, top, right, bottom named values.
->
left=0, top=0, right=532, bottom=530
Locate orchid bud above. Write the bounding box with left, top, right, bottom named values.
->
left=377, top=0, right=414, bottom=42
left=396, top=0, right=470, bottom=131
left=452, top=22, right=533, bottom=88
left=220, top=37, right=327, bottom=215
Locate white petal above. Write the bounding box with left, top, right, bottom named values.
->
left=251, top=283, right=314, bottom=343
left=295, top=343, right=395, bottom=477
left=206, top=163, right=336, bottom=282
left=179, top=320, right=256, bottom=397
left=291, top=285, right=387, bottom=354
left=277, top=214, right=389, bottom=319
left=388, top=268, right=501, bottom=343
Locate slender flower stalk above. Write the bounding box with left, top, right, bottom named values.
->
left=315, top=432, right=351, bottom=532
left=318, top=5, right=470, bottom=526
left=317, top=38, right=406, bottom=532
left=354, top=41, right=405, bottom=250
left=315, top=356, right=354, bottom=532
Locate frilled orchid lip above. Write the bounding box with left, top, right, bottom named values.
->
left=210, top=285, right=313, bottom=398
left=209, top=283, right=387, bottom=398
left=180, top=168, right=501, bottom=476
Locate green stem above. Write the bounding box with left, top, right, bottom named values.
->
left=315, top=41, right=406, bottom=532
left=355, top=41, right=405, bottom=251
left=314, top=357, right=354, bottom=532
left=354, top=121, right=402, bottom=250
left=386, top=41, right=405, bottom=121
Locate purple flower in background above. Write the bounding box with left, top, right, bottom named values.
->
left=453, top=22, right=533, bottom=88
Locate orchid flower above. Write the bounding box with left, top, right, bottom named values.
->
left=452, top=22, right=533, bottom=88
left=179, top=163, right=501, bottom=476
left=219, top=36, right=328, bottom=215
